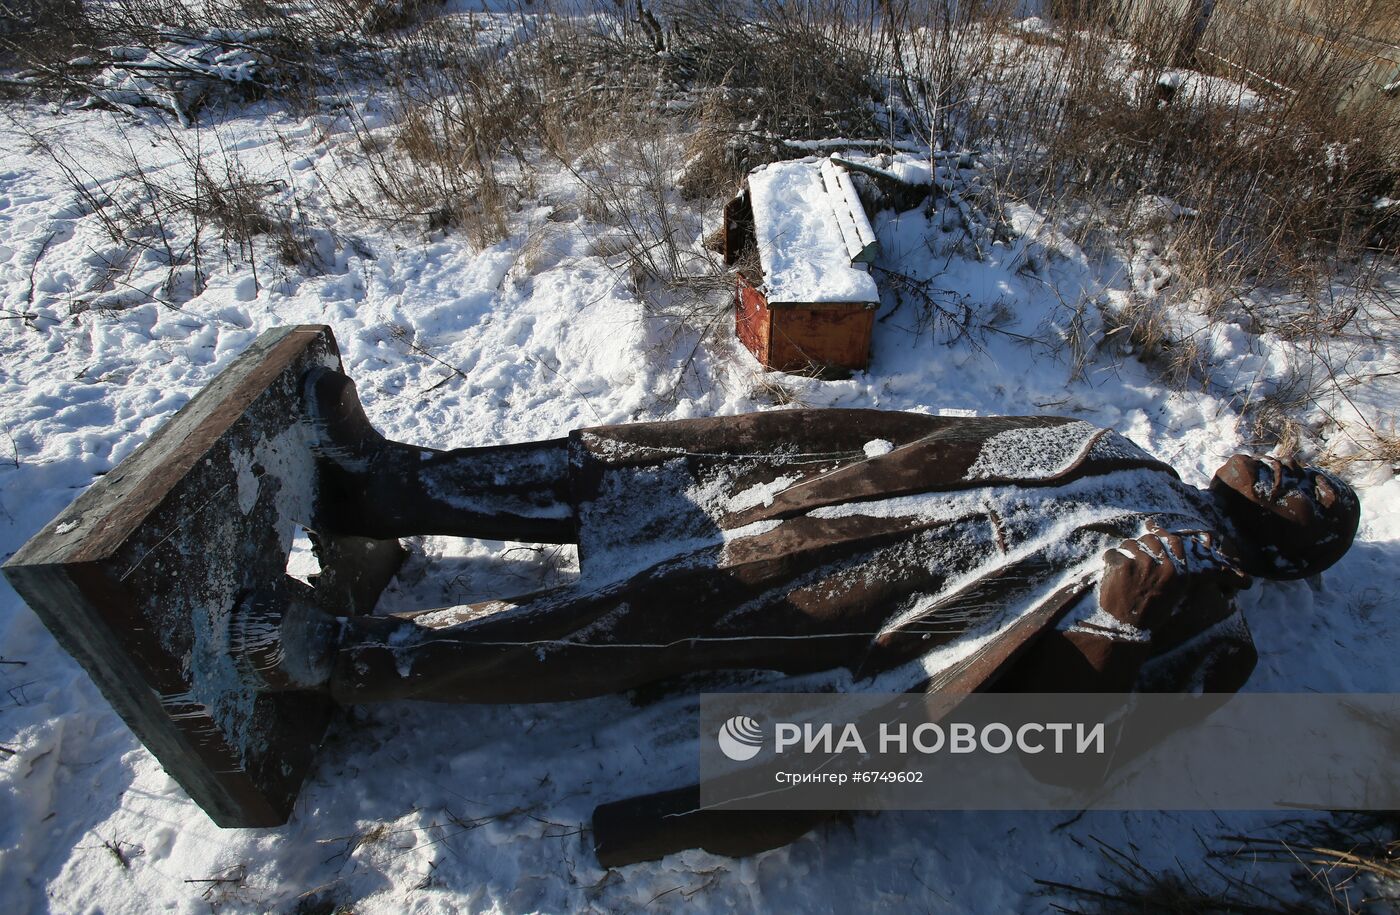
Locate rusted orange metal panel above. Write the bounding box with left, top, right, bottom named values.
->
left=734, top=276, right=771, bottom=366
left=768, top=304, right=875, bottom=373
left=735, top=275, right=875, bottom=372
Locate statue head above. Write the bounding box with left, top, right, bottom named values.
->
left=1209, top=455, right=1360, bottom=580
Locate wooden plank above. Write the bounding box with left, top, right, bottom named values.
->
left=734, top=276, right=773, bottom=367
left=722, top=191, right=756, bottom=267
left=820, top=158, right=878, bottom=264
left=768, top=304, right=875, bottom=372
left=3, top=324, right=397, bottom=827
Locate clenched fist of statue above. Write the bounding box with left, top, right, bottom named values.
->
left=1101, top=529, right=1252, bottom=635
left=999, top=527, right=1258, bottom=695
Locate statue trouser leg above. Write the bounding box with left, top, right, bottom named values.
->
left=321, top=554, right=878, bottom=705
left=324, top=591, right=680, bottom=705
left=311, top=566, right=859, bottom=866
left=305, top=367, right=576, bottom=543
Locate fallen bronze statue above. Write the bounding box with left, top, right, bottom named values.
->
left=3, top=325, right=1360, bottom=867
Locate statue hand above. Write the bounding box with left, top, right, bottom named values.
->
left=1098, top=528, right=1252, bottom=640
left=1000, top=529, right=1255, bottom=696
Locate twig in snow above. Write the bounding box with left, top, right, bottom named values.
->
left=1051, top=808, right=1088, bottom=832
left=646, top=885, right=685, bottom=906
left=522, top=353, right=604, bottom=425
left=6, top=681, right=35, bottom=708
left=103, top=838, right=135, bottom=869
left=1034, top=833, right=1292, bottom=914
left=386, top=325, right=471, bottom=391
left=185, top=863, right=247, bottom=900
left=523, top=811, right=584, bottom=839
left=25, top=231, right=58, bottom=306
left=870, top=264, right=983, bottom=351
left=1, top=309, right=42, bottom=333
left=184, top=874, right=245, bottom=884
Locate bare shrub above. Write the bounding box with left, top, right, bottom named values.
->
left=662, top=0, right=888, bottom=141
left=870, top=0, right=1400, bottom=298
left=0, top=0, right=398, bottom=115
left=1059, top=4, right=1395, bottom=285
left=885, top=0, right=1029, bottom=148
left=675, top=92, right=750, bottom=200
left=28, top=120, right=330, bottom=309
left=0, top=0, right=88, bottom=81
left=330, top=1, right=889, bottom=247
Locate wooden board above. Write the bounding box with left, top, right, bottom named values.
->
left=734, top=276, right=772, bottom=367
left=2, top=324, right=402, bottom=827
left=722, top=192, right=755, bottom=267
left=768, top=303, right=875, bottom=373
left=735, top=275, right=876, bottom=373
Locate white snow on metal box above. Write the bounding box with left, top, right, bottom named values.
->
left=747, top=157, right=880, bottom=306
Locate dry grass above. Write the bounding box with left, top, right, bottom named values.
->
left=1038, top=816, right=1400, bottom=913
left=883, top=0, right=1399, bottom=456
left=1320, top=424, right=1400, bottom=474
left=6, top=0, right=1397, bottom=455
left=19, top=1, right=1391, bottom=293
left=1020, top=8, right=1395, bottom=291
left=27, top=118, right=329, bottom=309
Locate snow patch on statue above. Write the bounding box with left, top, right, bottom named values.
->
left=726, top=474, right=799, bottom=512
left=964, top=421, right=1157, bottom=482
left=964, top=420, right=1102, bottom=481
left=231, top=449, right=260, bottom=516
left=576, top=456, right=726, bottom=583
left=182, top=423, right=320, bottom=766
left=420, top=447, right=574, bottom=520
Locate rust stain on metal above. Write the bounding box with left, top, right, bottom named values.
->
left=735, top=275, right=876, bottom=373
left=767, top=304, right=875, bottom=373
left=734, top=276, right=772, bottom=365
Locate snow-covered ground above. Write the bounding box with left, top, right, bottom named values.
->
left=0, top=59, right=1397, bottom=914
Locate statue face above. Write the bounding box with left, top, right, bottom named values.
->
left=1209, top=455, right=1360, bottom=580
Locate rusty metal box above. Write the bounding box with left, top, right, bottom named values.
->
left=735, top=276, right=876, bottom=373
